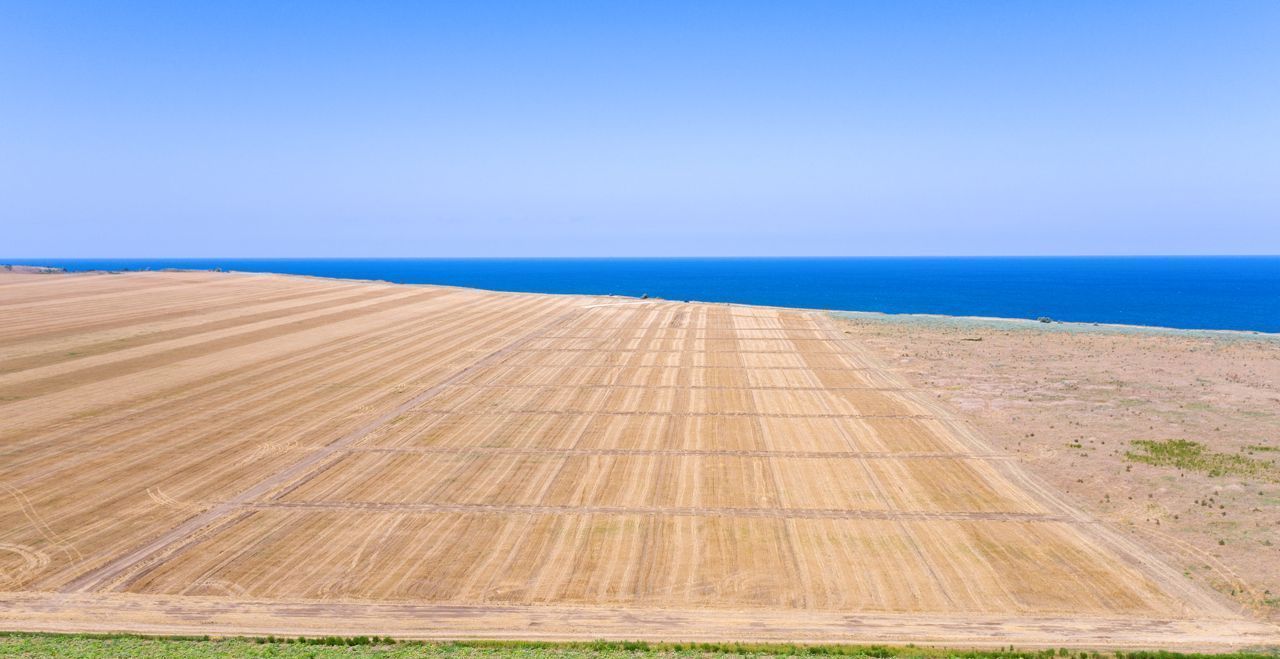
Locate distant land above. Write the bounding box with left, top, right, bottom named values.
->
left=9, top=256, right=1280, bottom=333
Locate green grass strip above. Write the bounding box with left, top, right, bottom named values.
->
left=0, top=631, right=1276, bottom=658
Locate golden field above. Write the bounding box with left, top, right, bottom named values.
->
left=0, top=270, right=1274, bottom=648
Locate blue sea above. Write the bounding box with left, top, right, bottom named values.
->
left=15, top=257, right=1280, bottom=334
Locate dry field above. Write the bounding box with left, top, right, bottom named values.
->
left=834, top=312, right=1280, bottom=622
left=0, top=270, right=1275, bottom=648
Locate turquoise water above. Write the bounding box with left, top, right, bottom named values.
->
left=15, top=257, right=1280, bottom=333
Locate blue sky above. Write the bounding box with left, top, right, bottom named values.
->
left=2, top=1, right=1277, bottom=257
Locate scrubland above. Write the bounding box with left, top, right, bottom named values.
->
left=835, top=313, right=1280, bottom=620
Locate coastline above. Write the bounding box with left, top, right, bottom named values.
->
left=830, top=309, right=1280, bottom=342
left=6, top=264, right=1277, bottom=340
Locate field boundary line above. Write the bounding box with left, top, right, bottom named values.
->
left=400, top=410, right=937, bottom=419
left=580, top=301, right=656, bottom=308
left=348, top=446, right=1013, bottom=459
left=239, top=500, right=1070, bottom=522
left=513, top=348, right=856, bottom=354
left=445, top=383, right=915, bottom=391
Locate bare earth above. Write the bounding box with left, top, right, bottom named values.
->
left=834, top=312, right=1280, bottom=622
left=0, top=271, right=1276, bottom=649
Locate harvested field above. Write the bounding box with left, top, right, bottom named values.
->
left=0, top=271, right=1275, bottom=648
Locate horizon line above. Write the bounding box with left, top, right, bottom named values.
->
left=6, top=254, right=1280, bottom=261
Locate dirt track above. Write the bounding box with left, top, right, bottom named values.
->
left=1, top=270, right=1275, bottom=648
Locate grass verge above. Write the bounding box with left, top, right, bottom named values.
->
left=0, top=632, right=1277, bottom=658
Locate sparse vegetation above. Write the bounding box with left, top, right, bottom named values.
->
left=1125, top=440, right=1278, bottom=481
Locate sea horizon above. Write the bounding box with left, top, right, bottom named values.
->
left=10, top=256, right=1280, bottom=334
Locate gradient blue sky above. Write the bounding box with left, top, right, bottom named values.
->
left=2, top=1, right=1277, bottom=257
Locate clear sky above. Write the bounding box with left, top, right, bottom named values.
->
left=2, top=1, right=1277, bottom=257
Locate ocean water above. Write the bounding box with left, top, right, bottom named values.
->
left=15, top=257, right=1280, bottom=333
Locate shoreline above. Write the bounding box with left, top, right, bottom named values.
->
left=830, top=309, right=1280, bottom=342
left=7, top=264, right=1277, bottom=341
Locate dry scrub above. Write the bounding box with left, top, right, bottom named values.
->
left=834, top=313, right=1280, bottom=620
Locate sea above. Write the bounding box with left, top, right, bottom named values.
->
left=15, top=257, right=1280, bottom=334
